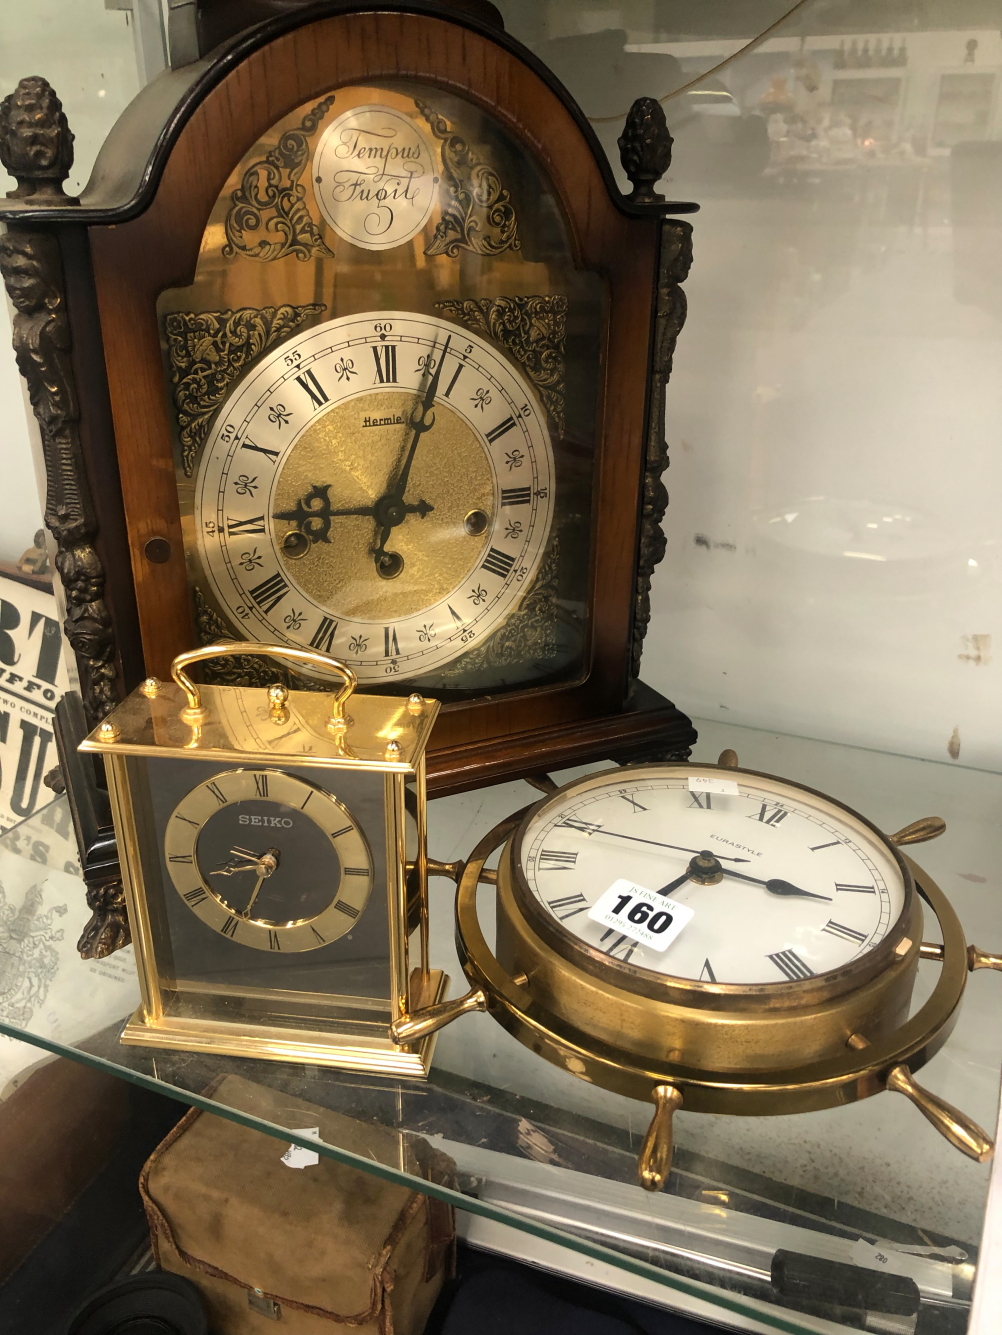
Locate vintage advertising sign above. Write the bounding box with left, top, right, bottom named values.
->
left=0, top=570, right=70, bottom=834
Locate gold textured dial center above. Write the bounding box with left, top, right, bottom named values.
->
left=272, top=389, right=494, bottom=621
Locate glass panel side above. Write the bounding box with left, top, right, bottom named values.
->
left=0, top=717, right=998, bottom=1334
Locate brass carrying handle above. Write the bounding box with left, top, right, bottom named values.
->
left=637, top=1084, right=684, bottom=1192
left=885, top=1064, right=994, bottom=1163
left=170, top=642, right=358, bottom=722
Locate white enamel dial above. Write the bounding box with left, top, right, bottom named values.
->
left=519, top=767, right=907, bottom=985
left=194, top=311, right=554, bottom=682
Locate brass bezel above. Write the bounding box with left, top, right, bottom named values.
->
left=508, top=763, right=915, bottom=1011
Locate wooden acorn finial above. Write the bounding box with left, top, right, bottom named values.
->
left=618, top=96, right=673, bottom=204
left=0, top=75, right=77, bottom=204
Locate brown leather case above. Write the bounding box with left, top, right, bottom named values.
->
left=139, top=1075, right=455, bottom=1334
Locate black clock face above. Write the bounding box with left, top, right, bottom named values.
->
left=163, top=768, right=373, bottom=952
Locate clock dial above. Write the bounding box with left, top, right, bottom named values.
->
left=163, top=768, right=372, bottom=952
left=195, top=311, right=554, bottom=682
left=518, top=768, right=907, bottom=985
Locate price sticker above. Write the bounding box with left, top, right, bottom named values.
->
left=688, top=775, right=739, bottom=796
left=282, top=1127, right=321, bottom=1169
left=587, top=879, right=694, bottom=953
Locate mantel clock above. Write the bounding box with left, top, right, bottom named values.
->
left=0, top=1, right=699, bottom=806
left=81, top=643, right=445, bottom=1073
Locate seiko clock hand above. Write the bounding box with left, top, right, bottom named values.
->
left=242, top=847, right=279, bottom=918
left=211, top=847, right=266, bottom=877
left=557, top=822, right=751, bottom=863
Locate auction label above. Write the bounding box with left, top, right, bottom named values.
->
left=587, top=879, right=694, bottom=953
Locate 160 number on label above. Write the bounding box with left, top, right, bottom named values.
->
left=587, top=880, right=694, bottom=953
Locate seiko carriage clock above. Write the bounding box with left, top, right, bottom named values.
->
left=82, top=643, right=444, bottom=1073
left=0, top=0, right=699, bottom=810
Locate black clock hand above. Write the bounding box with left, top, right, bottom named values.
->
left=372, top=337, right=452, bottom=573
left=559, top=822, right=751, bottom=863
left=654, top=871, right=694, bottom=896
left=719, top=865, right=832, bottom=901
left=273, top=484, right=432, bottom=548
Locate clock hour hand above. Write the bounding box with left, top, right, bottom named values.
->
left=273, top=484, right=433, bottom=551
left=211, top=846, right=265, bottom=877
left=721, top=865, right=832, bottom=901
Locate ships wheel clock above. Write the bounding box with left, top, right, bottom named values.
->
left=0, top=2, right=698, bottom=950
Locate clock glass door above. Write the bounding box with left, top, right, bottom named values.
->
left=158, top=82, right=603, bottom=698
left=123, top=754, right=396, bottom=1032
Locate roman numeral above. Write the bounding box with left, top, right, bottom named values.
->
left=334, top=899, right=360, bottom=918
left=310, top=925, right=326, bottom=945
left=249, top=572, right=290, bottom=614
left=310, top=616, right=338, bottom=653
left=699, top=958, right=717, bottom=982
left=268, top=930, right=282, bottom=951
left=558, top=817, right=602, bottom=835
left=329, top=825, right=353, bottom=839
left=481, top=546, right=515, bottom=579
left=296, top=368, right=328, bottom=408
left=220, top=916, right=239, bottom=938
left=371, top=344, right=397, bottom=383
left=168, top=853, right=193, bottom=864
left=601, top=931, right=637, bottom=963
left=485, top=415, right=517, bottom=444
left=253, top=773, right=269, bottom=798
left=547, top=893, right=589, bottom=921
left=175, top=814, right=200, bottom=828
left=750, top=803, right=788, bottom=826
left=241, top=439, right=279, bottom=463
left=183, top=887, right=208, bottom=906
left=501, top=487, right=531, bottom=506
left=810, top=841, right=841, bottom=852
left=620, top=793, right=648, bottom=812
left=822, top=919, right=867, bottom=944
left=689, top=791, right=712, bottom=810
left=444, top=363, right=463, bottom=397
left=206, top=781, right=227, bottom=805
left=835, top=883, right=876, bottom=895
left=343, top=867, right=368, bottom=876
left=300, top=792, right=312, bottom=810
left=767, top=949, right=814, bottom=981
left=539, top=850, right=577, bottom=869
left=383, top=625, right=399, bottom=657
left=226, top=515, right=266, bottom=536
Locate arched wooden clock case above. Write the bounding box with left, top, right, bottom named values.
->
left=0, top=1, right=698, bottom=951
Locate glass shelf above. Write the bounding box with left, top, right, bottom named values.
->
left=1, top=720, right=999, bottom=1334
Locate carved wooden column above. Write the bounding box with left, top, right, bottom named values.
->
left=0, top=77, right=129, bottom=959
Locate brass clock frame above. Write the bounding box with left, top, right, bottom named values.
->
left=392, top=762, right=1002, bottom=1190
left=81, top=643, right=446, bottom=1076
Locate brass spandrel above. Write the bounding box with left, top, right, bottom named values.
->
left=273, top=387, right=493, bottom=621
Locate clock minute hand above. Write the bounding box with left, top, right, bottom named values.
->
left=372, top=337, right=452, bottom=571
left=559, top=823, right=751, bottom=863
